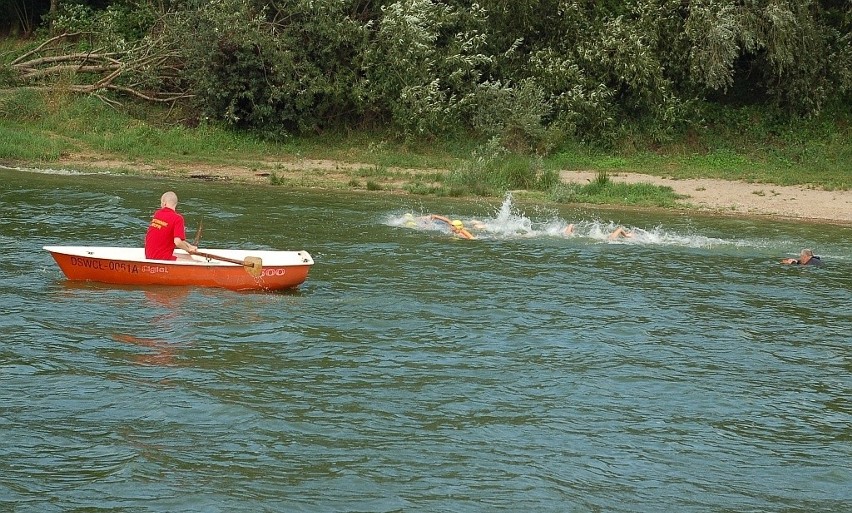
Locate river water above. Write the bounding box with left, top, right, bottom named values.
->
left=1, top=166, right=850, bottom=512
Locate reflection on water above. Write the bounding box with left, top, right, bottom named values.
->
left=1, top=168, right=851, bottom=513
left=112, top=334, right=179, bottom=366
left=109, top=288, right=193, bottom=366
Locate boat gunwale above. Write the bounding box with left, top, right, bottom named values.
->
left=43, top=245, right=313, bottom=291
left=43, top=245, right=314, bottom=268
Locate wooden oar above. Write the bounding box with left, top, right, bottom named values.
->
left=191, top=250, right=263, bottom=277
left=191, top=218, right=203, bottom=246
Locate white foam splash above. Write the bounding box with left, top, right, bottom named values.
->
left=0, top=164, right=102, bottom=176
left=387, top=193, right=760, bottom=248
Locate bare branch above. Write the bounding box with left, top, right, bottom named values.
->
left=107, top=84, right=193, bottom=102
left=11, top=32, right=85, bottom=66
left=6, top=31, right=192, bottom=107
left=12, top=52, right=123, bottom=70
left=21, top=64, right=122, bottom=81
left=91, top=66, right=124, bottom=88
left=92, top=92, right=124, bottom=109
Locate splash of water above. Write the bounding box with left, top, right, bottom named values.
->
left=388, top=193, right=750, bottom=248
left=479, top=192, right=536, bottom=237
left=0, top=164, right=101, bottom=176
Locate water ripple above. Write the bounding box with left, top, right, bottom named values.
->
left=1, top=170, right=850, bottom=512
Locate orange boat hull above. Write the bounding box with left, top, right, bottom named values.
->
left=45, top=246, right=313, bottom=291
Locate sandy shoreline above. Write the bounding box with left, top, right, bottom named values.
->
left=6, top=158, right=852, bottom=225
left=559, top=171, right=852, bottom=224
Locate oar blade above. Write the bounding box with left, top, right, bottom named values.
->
left=244, top=256, right=263, bottom=277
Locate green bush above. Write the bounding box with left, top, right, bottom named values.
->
left=550, top=179, right=681, bottom=208
left=364, top=0, right=492, bottom=139
left=48, top=2, right=156, bottom=49
left=3, top=0, right=849, bottom=152
left=445, top=137, right=559, bottom=196
left=165, top=0, right=367, bottom=136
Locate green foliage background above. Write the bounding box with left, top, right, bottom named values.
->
left=1, top=0, right=850, bottom=151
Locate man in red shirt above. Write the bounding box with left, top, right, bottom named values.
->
left=145, top=191, right=198, bottom=260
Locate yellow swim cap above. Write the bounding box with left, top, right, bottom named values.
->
left=452, top=220, right=464, bottom=229
left=404, top=213, right=414, bottom=220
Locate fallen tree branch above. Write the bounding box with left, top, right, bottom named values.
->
left=107, top=84, right=194, bottom=102
left=0, top=84, right=194, bottom=103
left=6, top=31, right=193, bottom=108
left=21, top=64, right=122, bottom=81
left=10, top=32, right=84, bottom=66
left=12, top=51, right=121, bottom=70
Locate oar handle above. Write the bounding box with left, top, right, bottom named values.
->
left=191, top=250, right=247, bottom=266
left=192, top=218, right=203, bottom=246
left=189, top=250, right=263, bottom=277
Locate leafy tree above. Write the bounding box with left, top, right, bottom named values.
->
left=3, top=0, right=849, bottom=145
left=163, top=0, right=368, bottom=135
left=362, top=0, right=492, bottom=137
left=684, top=0, right=847, bottom=114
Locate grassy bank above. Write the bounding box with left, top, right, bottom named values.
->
left=1, top=89, right=849, bottom=210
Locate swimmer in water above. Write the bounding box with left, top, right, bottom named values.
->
left=402, top=212, right=435, bottom=229
left=450, top=219, right=475, bottom=240
left=608, top=226, right=633, bottom=240
left=429, top=215, right=476, bottom=239
left=781, top=248, right=822, bottom=266
left=469, top=219, right=487, bottom=230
